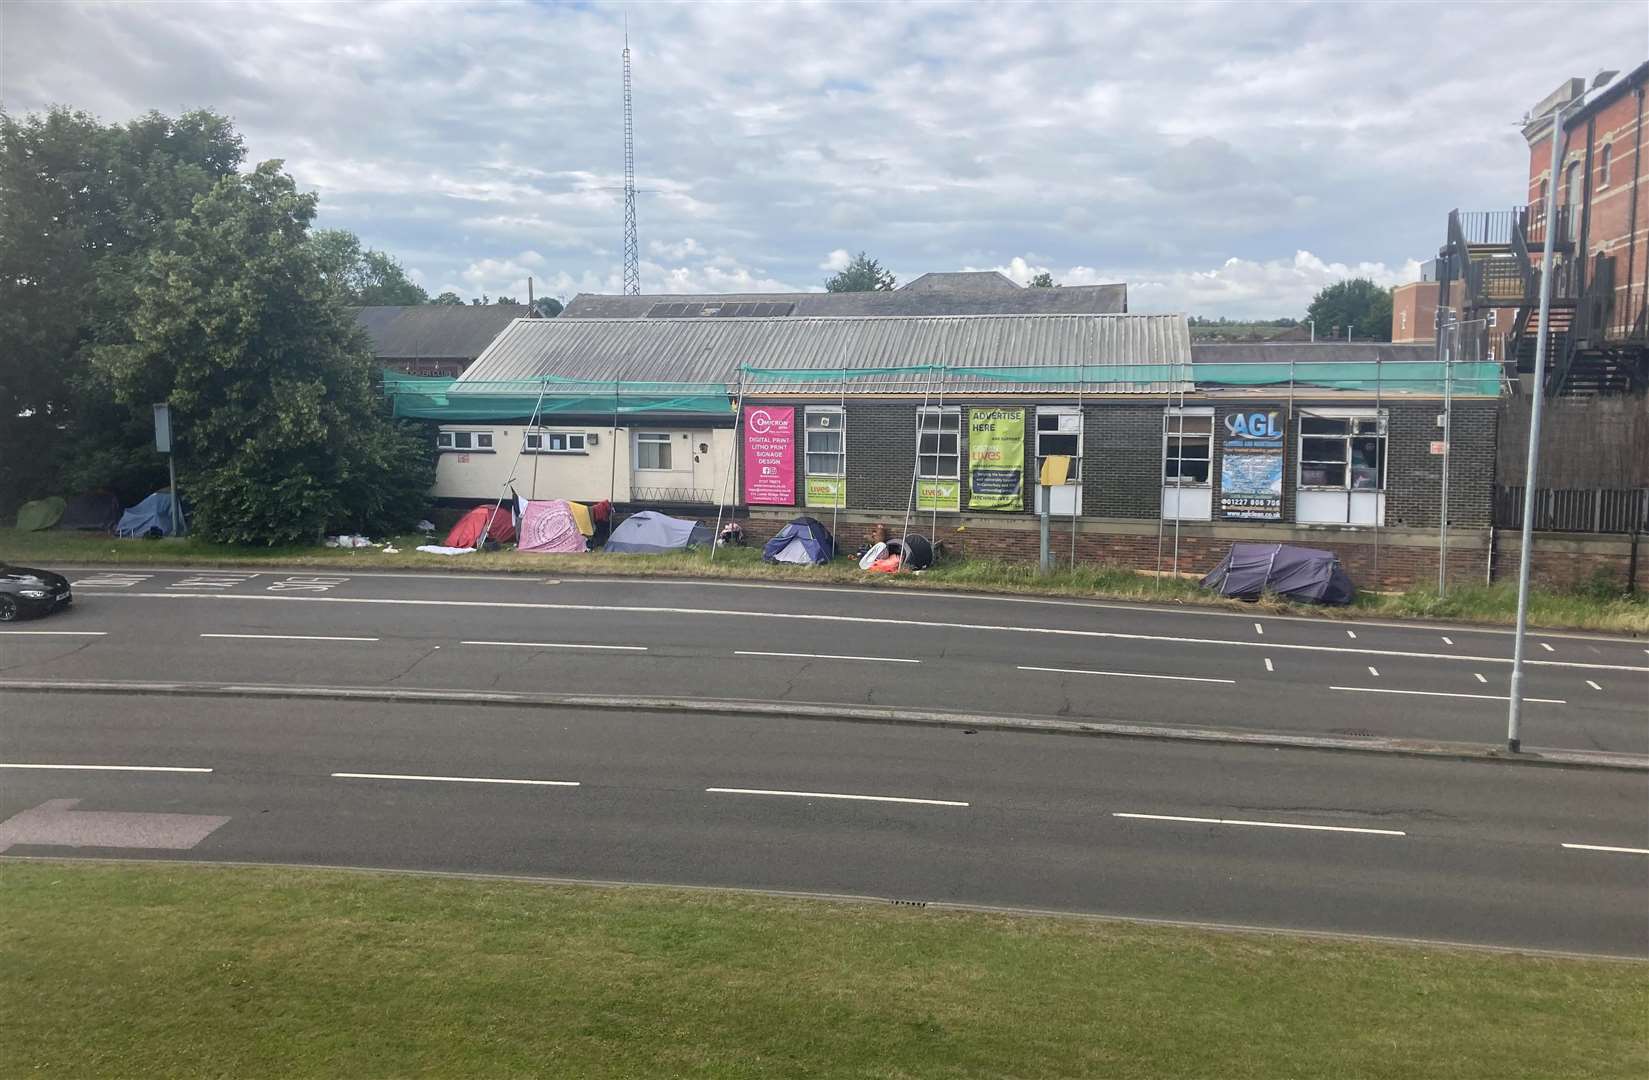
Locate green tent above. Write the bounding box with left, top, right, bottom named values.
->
left=15, top=496, right=67, bottom=531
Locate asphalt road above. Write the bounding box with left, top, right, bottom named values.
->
left=4, top=567, right=1645, bottom=754
left=1, top=691, right=1645, bottom=955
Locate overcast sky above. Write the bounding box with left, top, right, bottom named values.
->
left=4, top=1, right=1644, bottom=316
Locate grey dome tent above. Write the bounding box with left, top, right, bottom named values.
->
left=762, top=516, right=836, bottom=565
left=605, top=511, right=712, bottom=554
left=1201, top=543, right=1354, bottom=605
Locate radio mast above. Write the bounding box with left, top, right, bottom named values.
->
left=621, top=24, right=640, bottom=296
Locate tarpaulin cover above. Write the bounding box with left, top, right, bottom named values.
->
left=444, top=504, right=516, bottom=548
left=606, top=511, right=712, bottom=554
left=761, top=516, right=836, bottom=565
left=382, top=370, right=734, bottom=421
left=15, top=497, right=66, bottom=531
left=57, top=492, right=123, bottom=532
left=516, top=499, right=588, bottom=554
left=116, top=491, right=187, bottom=537
left=1200, top=542, right=1355, bottom=605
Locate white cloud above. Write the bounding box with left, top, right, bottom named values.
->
left=820, top=249, right=853, bottom=272
left=3, top=1, right=1638, bottom=316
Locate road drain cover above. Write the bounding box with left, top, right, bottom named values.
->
left=1333, top=728, right=1377, bottom=737
left=889, top=899, right=929, bottom=908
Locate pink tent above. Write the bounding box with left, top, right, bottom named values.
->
left=517, top=499, right=587, bottom=554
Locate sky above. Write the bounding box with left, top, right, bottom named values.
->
left=3, top=0, right=1644, bottom=317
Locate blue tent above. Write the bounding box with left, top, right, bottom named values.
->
left=1200, top=543, right=1354, bottom=605
left=762, top=516, right=836, bottom=565
left=605, top=511, right=711, bottom=554
left=116, top=491, right=187, bottom=538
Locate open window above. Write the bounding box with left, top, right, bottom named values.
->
left=1296, top=410, right=1386, bottom=525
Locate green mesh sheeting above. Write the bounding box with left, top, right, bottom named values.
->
left=736, top=362, right=1503, bottom=396
left=382, top=371, right=734, bottom=421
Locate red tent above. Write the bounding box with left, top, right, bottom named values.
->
left=444, top=504, right=516, bottom=548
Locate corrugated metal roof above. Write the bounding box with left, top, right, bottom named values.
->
left=1191, top=343, right=1437, bottom=365
left=561, top=282, right=1127, bottom=318
left=352, top=305, right=531, bottom=359
left=453, top=314, right=1191, bottom=396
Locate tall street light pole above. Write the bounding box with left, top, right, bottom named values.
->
left=1507, top=69, right=1616, bottom=754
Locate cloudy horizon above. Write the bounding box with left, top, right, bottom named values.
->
left=4, top=0, right=1643, bottom=316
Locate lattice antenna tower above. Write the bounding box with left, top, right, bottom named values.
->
left=621, top=22, right=640, bottom=296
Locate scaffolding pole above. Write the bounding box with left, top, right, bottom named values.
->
left=1070, top=364, right=1083, bottom=569
left=478, top=377, right=551, bottom=549
left=900, top=367, right=938, bottom=573
left=1171, top=360, right=1187, bottom=578
left=711, top=369, right=744, bottom=563
left=830, top=371, right=846, bottom=551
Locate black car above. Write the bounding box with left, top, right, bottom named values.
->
left=0, top=565, right=73, bottom=621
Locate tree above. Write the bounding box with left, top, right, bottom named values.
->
left=530, top=296, right=563, bottom=318
left=93, top=161, right=432, bottom=544
left=824, top=251, right=896, bottom=292
left=494, top=296, right=521, bottom=306
left=430, top=291, right=465, bottom=305
left=1028, top=272, right=1056, bottom=288
left=1306, top=279, right=1393, bottom=342
left=310, top=228, right=428, bottom=305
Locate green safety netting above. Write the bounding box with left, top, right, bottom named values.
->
left=382, top=371, right=734, bottom=420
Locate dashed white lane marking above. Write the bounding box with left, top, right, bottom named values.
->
left=332, top=772, right=579, bottom=787
left=1346, top=630, right=1357, bottom=639
left=1113, top=812, right=1404, bottom=837
left=0, top=762, right=211, bottom=773
left=1331, top=686, right=1567, bottom=705
left=707, top=787, right=968, bottom=807
left=735, top=650, right=919, bottom=664
left=461, top=640, right=648, bottom=652
left=201, top=633, right=378, bottom=642
left=0, top=630, right=106, bottom=636
left=1367, top=666, right=1380, bottom=677
left=1561, top=843, right=1649, bottom=856
left=1474, top=673, right=1488, bottom=683
left=98, top=594, right=1649, bottom=672
left=1442, top=636, right=1454, bottom=645
left=1586, top=679, right=1603, bottom=691
left=1540, top=642, right=1555, bottom=652
left=1264, top=658, right=1274, bottom=672
left=1018, top=665, right=1235, bottom=685
left=1253, top=622, right=1264, bottom=635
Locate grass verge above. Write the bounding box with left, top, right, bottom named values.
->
left=2, top=527, right=1644, bottom=634
left=2, top=862, right=1644, bottom=1079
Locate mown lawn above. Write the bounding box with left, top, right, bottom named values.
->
left=2, top=527, right=1644, bottom=634
left=1, top=862, right=1644, bottom=1079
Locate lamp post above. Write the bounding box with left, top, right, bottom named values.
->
left=1507, top=69, right=1617, bottom=754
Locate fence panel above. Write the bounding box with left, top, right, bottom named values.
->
left=1495, top=486, right=1649, bottom=533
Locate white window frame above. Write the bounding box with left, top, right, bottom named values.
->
left=804, top=407, right=845, bottom=477
left=633, top=431, right=674, bottom=472
left=916, top=406, right=961, bottom=480
left=437, top=429, right=492, bottom=452
left=1296, top=408, right=1387, bottom=526
left=1033, top=405, right=1083, bottom=515
left=1161, top=407, right=1214, bottom=521
left=525, top=430, right=587, bottom=454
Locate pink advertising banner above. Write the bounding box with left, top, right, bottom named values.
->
left=743, top=405, right=795, bottom=505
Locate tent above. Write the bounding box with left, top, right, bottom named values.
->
left=444, top=504, right=516, bottom=548
left=56, top=492, right=124, bottom=532
left=1200, top=542, right=1355, bottom=605
left=762, top=516, right=836, bottom=565
left=605, top=511, right=711, bottom=554
left=115, top=491, right=187, bottom=538
left=516, top=498, right=588, bottom=554
left=15, top=497, right=66, bottom=532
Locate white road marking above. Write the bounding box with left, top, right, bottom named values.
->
left=1367, top=666, right=1380, bottom=677
left=707, top=787, right=967, bottom=807
left=1540, top=642, right=1554, bottom=652
left=735, top=650, right=919, bottom=664
left=1331, top=686, right=1566, bottom=704
left=1253, top=622, right=1264, bottom=635
left=1264, top=658, right=1274, bottom=672
left=332, top=772, right=579, bottom=787
left=0, top=630, right=106, bottom=636
left=1441, top=636, right=1454, bottom=645
left=1346, top=630, right=1357, bottom=639
left=1561, top=843, right=1649, bottom=856
left=100, top=594, right=1649, bottom=672
left=201, top=633, right=379, bottom=642
left=1018, top=665, right=1235, bottom=684
left=1586, top=680, right=1602, bottom=691
left=1113, top=812, right=1404, bottom=837
left=461, top=640, right=647, bottom=652
left=0, top=762, right=211, bottom=773
left=1474, top=673, right=1488, bottom=683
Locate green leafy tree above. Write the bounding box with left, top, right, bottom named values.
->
left=310, top=228, right=428, bottom=305
left=495, top=296, right=521, bottom=306
left=530, top=296, right=563, bottom=317
left=1306, top=279, right=1393, bottom=342
left=430, top=291, right=465, bottom=305
left=1028, top=272, right=1056, bottom=288
left=824, top=251, right=896, bottom=292
left=94, top=161, right=432, bottom=544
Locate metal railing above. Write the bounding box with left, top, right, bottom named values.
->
left=1494, top=486, right=1649, bottom=533
left=1453, top=209, right=1518, bottom=246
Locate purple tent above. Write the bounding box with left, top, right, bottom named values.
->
left=1200, top=543, right=1355, bottom=605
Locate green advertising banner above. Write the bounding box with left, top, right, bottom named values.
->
left=804, top=477, right=846, bottom=508
left=967, top=407, right=1025, bottom=511
left=916, top=481, right=960, bottom=512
